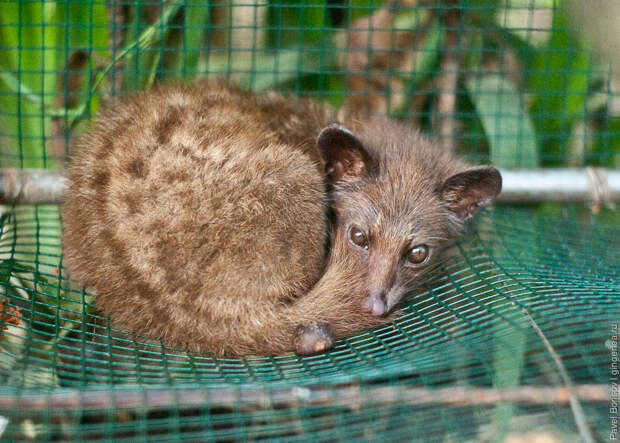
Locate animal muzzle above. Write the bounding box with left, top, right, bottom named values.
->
left=362, top=291, right=388, bottom=317
left=363, top=253, right=399, bottom=317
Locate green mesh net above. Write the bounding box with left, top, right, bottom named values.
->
left=0, top=0, right=618, bottom=441
left=0, top=207, right=617, bottom=440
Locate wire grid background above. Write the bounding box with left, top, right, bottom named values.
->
left=0, top=0, right=619, bottom=440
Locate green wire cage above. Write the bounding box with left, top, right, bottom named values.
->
left=0, top=0, right=618, bottom=441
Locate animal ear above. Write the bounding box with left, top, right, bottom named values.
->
left=440, top=166, right=502, bottom=220
left=317, top=125, right=372, bottom=182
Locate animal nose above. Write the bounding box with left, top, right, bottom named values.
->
left=363, top=292, right=387, bottom=317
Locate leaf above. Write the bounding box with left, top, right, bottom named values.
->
left=392, top=23, right=444, bottom=116
left=180, top=3, right=211, bottom=79
left=591, top=117, right=620, bottom=167
left=236, top=49, right=332, bottom=92
left=298, top=0, right=329, bottom=44
left=0, top=2, right=63, bottom=168
left=527, top=8, right=592, bottom=164
left=348, top=0, right=385, bottom=21
left=60, top=0, right=110, bottom=119
left=492, top=327, right=527, bottom=440
left=466, top=74, right=539, bottom=168
left=69, top=1, right=184, bottom=129
left=122, top=2, right=172, bottom=91
left=64, top=1, right=109, bottom=56
left=0, top=70, right=84, bottom=118
left=267, top=0, right=330, bottom=48
left=7, top=367, right=58, bottom=388
left=0, top=256, right=90, bottom=377
left=496, top=0, right=554, bottom=47
left=0, top=213, right=11, bottom=232
left=0, top=258, right=84, bottom=312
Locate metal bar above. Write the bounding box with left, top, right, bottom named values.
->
left=0, top=168, right=619, bottom=204
left=0, top=169, right=68, bottom=204
left=497, top=168, right=620, bottom=203
left=0, top=384, right=608, bottom=410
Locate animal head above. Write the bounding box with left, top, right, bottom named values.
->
left=317, top=120, right=502, bottom=317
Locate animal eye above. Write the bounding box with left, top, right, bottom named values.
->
left=348, top=227, right=369, bottom=249
left=407, top=245, right=429, bottom=264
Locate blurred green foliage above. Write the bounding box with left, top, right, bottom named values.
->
left=0, top=0, right=617, bottom=169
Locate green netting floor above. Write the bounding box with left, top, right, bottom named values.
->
left=0, top=206, right=617, bottom=440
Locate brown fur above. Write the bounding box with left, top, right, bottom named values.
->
left=62, top=80, right=500, bottom=357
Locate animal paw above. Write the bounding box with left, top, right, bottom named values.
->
left=294, top=322, right=334, bottom=355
